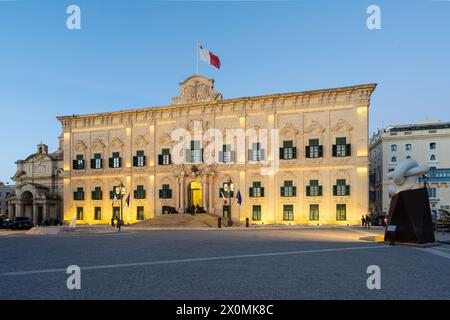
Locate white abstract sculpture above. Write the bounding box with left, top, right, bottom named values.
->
left=388, top=158, right=429, bottom=196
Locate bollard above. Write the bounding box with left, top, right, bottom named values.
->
left=386, top=224, right=397, bottom=246
left=389, top=231, right=396, bottom=246
left=218, top=217, right=222, bottom=229
left=246, top=218, right=250, bottom=228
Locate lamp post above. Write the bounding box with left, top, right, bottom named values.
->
left=224, top=178, right=234, bottom=227
left=421, top=174, right=428, bottom=189
left=114, top=182, right=126, bottom=225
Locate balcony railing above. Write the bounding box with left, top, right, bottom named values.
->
left=419, top=168, right=450, bottom=182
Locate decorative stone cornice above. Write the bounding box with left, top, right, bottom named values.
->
left=57, top=79, right=377, bottom=130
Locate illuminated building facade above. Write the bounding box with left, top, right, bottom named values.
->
left=58, top=75, right=376, bottom=225
left=369, top=120, right=450, bottom=216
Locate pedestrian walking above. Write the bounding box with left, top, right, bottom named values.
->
left=365, top=214, right=371, bottom=229
left=116, top=216, right=121, bottom=232
left=361, top=215, right=366, bottom=227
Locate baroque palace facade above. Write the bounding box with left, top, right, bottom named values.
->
left=58, top=75, right=376, bottom=225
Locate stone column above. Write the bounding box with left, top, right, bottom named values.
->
left=15, top=202, right=21, bottom=217
left=176, top=176, right=181, bottom=211
left=208, top=174, right=214, bottom=215
left=202, top=176, right=207, bottom=210
left=8, top=203, right=14, bottom=219
left=180, top=176, right=185, bottom=213
left=33, top=203, right=38, bottom=226
left=43, top=202, right=49, bottom=221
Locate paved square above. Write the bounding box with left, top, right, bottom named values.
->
left=0, top=228, right=449, bottom=299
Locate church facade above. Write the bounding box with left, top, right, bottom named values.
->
left=8, top=143, right=64, bottom=224
left=57, top=76, right=376, bottom=225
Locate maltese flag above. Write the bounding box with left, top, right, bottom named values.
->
left=199, top=44, right=221, bottom=69
left=220, top=191, right=228, bottom=205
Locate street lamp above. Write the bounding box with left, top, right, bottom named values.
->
left=224, top=178, right=234, bottom=227
left=114, top=182, right=126, bottom=225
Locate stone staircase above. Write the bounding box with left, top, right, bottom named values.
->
left=130, top=213, right=232, bottom=228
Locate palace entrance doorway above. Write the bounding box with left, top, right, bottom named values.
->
left=187, top=181, right=202, bottom=211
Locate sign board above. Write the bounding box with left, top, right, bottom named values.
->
left=387, top=225, right=397, bottom=232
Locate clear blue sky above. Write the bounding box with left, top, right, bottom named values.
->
left=1, top=0, right=449, bottom=183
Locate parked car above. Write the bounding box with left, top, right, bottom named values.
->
left=438, top=210, right=450, bottom=221
left=370, top=213, right=387, bottom=226
left=431, top=211, right=440, bottom=224
left=10, top=217, right=33, bottom=230
left=1, top=218, right=15, bottom=229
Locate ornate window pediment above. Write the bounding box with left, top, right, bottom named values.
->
left=185, top=120, right=208, bottom=135
left=331, top=119, right=353, bottom=132
left=304, top=170, right=321, bottom=180
left=250, top=125, right=263, bottom=132
left=159, top=133, right=172, bottom=145
left=280, top=123, right=299, bottom=136
left=172, top=75, right=222, bottom=105
left=110, top=137, right=124, bottom=150
left=304, top=121, right=325, bottom=135
left=160, top=177, right=172, bottom=185
left=134, top=135, right=149, bottom=148
left=91, top=138, right=106, bottom=151
left=250, top=173, right=264, bottom=183
left=92, top=179, right=103, bottom=187
left=220, top=174, right=233, bottom=183
left=74, top=140, right=88, bottom=153
left=281, top=171, right=296, bottom=181
left=111, top=178, right=123, bottom=186
left=332, top=169, right=350, bottom=180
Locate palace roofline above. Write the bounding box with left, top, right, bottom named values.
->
left=386, top=121, right=450, bottom=132
left=57, top=82, right=377, bottom=121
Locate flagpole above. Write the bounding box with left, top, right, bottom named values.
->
left=196, top=42, right=199, bottom=75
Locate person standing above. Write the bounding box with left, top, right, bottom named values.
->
left=361, top=215, right=366, bottom=228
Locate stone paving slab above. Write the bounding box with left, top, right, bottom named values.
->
left=25, top=225, right=119, bottom=235
left=1, top=229, right=449, bottom=299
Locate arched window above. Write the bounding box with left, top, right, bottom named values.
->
left=430, top=154, right=436, bottom=161
left=430, top=142, right=436, bottom=150
left=391, top=156, right=397, bottom=163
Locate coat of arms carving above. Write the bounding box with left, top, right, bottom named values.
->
left=172, top=75, right=222, bottom=105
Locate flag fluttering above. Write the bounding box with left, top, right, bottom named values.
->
left=126, top=193, right=131, bottom=207
left=199, top=44, right=221, bottom=69
left=112, top=194, right=117, bottom=206
left=236, top=190, right=242, bottom=206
